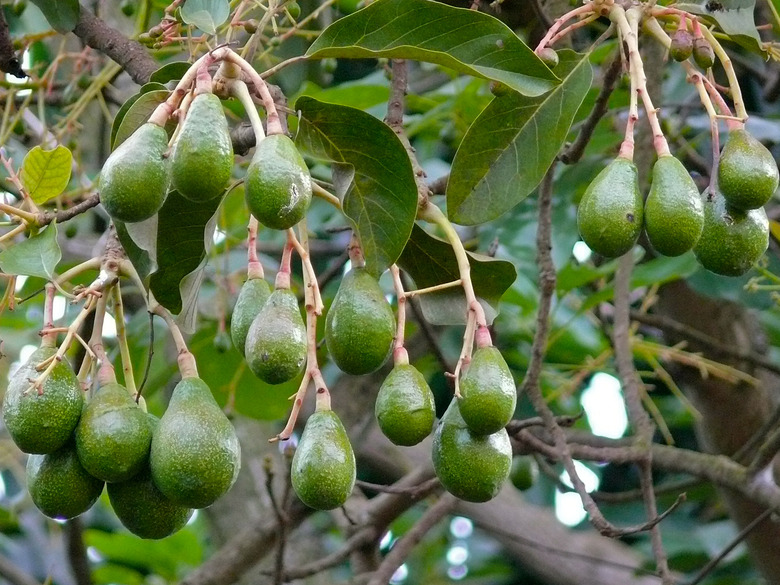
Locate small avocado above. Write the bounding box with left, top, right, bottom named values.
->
left=3, top=346, right=83, bottom=454
left=230, top=277, right=272, bottom=356
left=75, top=382, right=152, bottom=483
left=692, top=36, right=715, bottom=69
left=27, top=441, right=105, bottom=520
left=577, top=157, right=643, bottom=258
left=245, top=134, right=312, bottom=230
left=458, top=346, right=516, bottom=436
left=100, top=122, right=169, bottom=223
left=718, top=129, right=779, bottom=210
left=291, top=409, right=355, bottom=510
left=375, top=364, right=435, bottom=446
left=432, top=400, right=512, bottom=503
left=150, top=377, right=241, bottom=508
left=244, top=288, right=306, bottom=384
left=170, top=93, right=234, bottom=202
left=669, top=29, right=693, bottom=62
left=509, top=456, right=539, bottom=491
left=693, top=192, right=769, bottom=276
left=645, top=155, right=704, bottom=256
left=325, top=267, right=395, bottom=375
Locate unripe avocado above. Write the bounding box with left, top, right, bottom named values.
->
left=75, top=382, right=153, bottom=483
left=692, top=37, right=715, bottom=69
left=325, top=267, right=395, bottom=375
left=669, top=29, right=693, bottom=62
left=3, top=346, right=83, bottom=454
left=170, top=93, right=234, bottom=202
left=510, top=456, right=539, bottom=491
left=577, top=157, right=643, bottom=258
left=718, top=129, right=779, bottom=210
left=432, top=401, right=512, bottom=503
left=458, top=346, right=516, bottom=436
left=230, top=277, right=272, bottom=356
left=291, top=409, right=355, bottom=510
left=693, top=193, right=769, bottom=276
left=27, top=441, right=104, bottom=520
left=244, top=288, right=306, bottom=384
left=645, top=155, right=704, bottom=256
left=375, top=364, right=435, bottom=446
left=100, top=122, right=169, bottom=223
left=245, top=134, right=312, bottom=230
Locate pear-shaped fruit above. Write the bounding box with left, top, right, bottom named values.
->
left=645, top=155, right=704, bottom=256
left=27, top=441, right=104, bottom=520
left=3, top=346, right=83, bottom=454
left=325, top=267, right=395, bottom=375
left=432, top=400, right=511, bottom=503
left=170, top=93, right=234, bottom=202
left=375, top=364, right=435, bottom=446
left=693, top=193, right=769, bottom=276
left=230, top=277, right=272, bottom=356
left=150, top=377, right=241, bottom=508
left=510, top=456, right=539, bottom=491
left=718, top=129, right=779, bottom=210
left=245, top=134, right=312, bottom=230
left=75, top=382, right=152, bottom=483
left=100, top=122, right=169, bottom=223
left=577, top=157, right=643, bottom=258
left=670, top=29, right=693, bottom=62
left=692, top=36, right=715, bottom=69
left=244, top=288, right=306, bottom=384
left=458, top=346, right=516, bottom=436
left=291, top=409, right=355, bottom=510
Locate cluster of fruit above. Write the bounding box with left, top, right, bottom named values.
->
left=3, top=345, right=239, bottom=539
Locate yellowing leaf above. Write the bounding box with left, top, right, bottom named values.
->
left=20, top=145, right=73, bottom=204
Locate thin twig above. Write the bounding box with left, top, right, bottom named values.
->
left=355, top=478, right=440, bottom=499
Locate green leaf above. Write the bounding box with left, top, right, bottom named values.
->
left=676, top=0, right=762, bottom=53
left=295, top=96, right=418, bottom=277
left=111, top=89, right=173, bottom=150
left=20, top=145, right=72, bottom=204
left=447, top=50, right=593, bottom=225
left=306, top=0, right=558, bottom=97
left=29, top=0, right=80, bottom=33
left=397, top=224, right=516, bottom=325
left=110, top=83, right=168, bottom=150
left=150, top=61, right=191, bottom=84
left=0, top=222, right=61, bottom=279
left=180, top=0, right=230, bottom=34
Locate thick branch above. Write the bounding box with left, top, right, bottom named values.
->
left=0, top=8, right=25, bottom=78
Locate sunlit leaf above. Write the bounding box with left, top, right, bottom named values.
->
left=180, top=0, right=230, bottom=34
left=20, top=145, right=72, bottom=204
left=110, top=83, right=168, bottom=150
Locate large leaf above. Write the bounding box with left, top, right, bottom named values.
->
left=447, top=50, right=593, bottom=225
left=20, top=145, right=72, bottom=205
left=110, top=83, right=168, bottom=150
left=397, top=224, right=516, bottom=325
left=676, top=0, right=762, bottom=53
left=0, top=222, right=61, bottom=279
left=180, top=0, right=230, bottom=35
left=295, top=96, right=418, bottom=277
left=29, top=0, right=80, bottom=33
left=306, top=0, right=557, bottom=97
left=111, top=89, right=173, bottom=150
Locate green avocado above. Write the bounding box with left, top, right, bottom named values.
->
left=458, top=346, right=516, bottom=436
left=510, top=456, right=539, bottom=491
left=75, top=382, right=152, bottom=483
left=150, top=377, right=241, bottom=508
left=432, top=400, right=512, bottom=503
left=644, top=155, right=704, bottom=256
left=100, top=122, right=169, bottom=223
left=244, top=288, right=307, bottom=384
left=577, top=157, right=643, bottom=258
left=245, top=134, right=312, bottom=230
left=375, top=364, right=435, bottom=446
left=718, top=129, right=779, bottom=211
left=291, top=409, right=355, bottom=510
left=692, top=37, right=715, bottom=69
left=230, top=277, right=272, bottom=356
left=325, top=267, right=395, bottom=375
left=3, top=346, right=83, bottom=454
left=669, top=29, right=693, bottom=62
left=170, top=93, right=234, bottom=202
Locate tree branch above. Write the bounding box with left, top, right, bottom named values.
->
left=0, top=554, right=42, bottom=585
left=64, top=518, right=93, bottom=585
left=0, top=8, right=25, bottom=78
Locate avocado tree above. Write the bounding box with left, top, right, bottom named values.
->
left=2, top=0, right=780, bottom=584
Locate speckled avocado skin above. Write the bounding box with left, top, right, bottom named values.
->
left=325, top=267, right=395, bottom=375
left=100, top=122, right=169, bottom=223
left=230, top=277, right=272, bottom=356
left=244, top=288, right=306, bottom=384
left=27, top=441, right=104, bottom=520
left=458, top=346, right=516, bottom=436
left=645, top=155, right=704, bottom=257
left=245, top=134, right=312, bottom=230
left=75, top=382, right=152, bottom=483
left=432, top=400, right=512, bottom=503
left=577, top=157, right=643, bottom=258
left=171, top=93, right=234, bottom=202
left=375, top=364, right=435, bottom=446
left=150, top=377, right=241, bottom=508
left=3, top=346, right=83, bottom=454
left=719, top=129, right=779, bottom=211
left=291, top=410, right=355, bottom=510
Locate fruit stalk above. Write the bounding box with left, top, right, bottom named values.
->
left=226, top=76, right=266, bottom=145
left=112, top=285, right=137, bottom=396
left=698, top=26, right=747, bottom=123
left=534, top=2, right=597, bottom=53
left=87, top=284, right=114, bottom=387
left=546, top=13, right=601, bottom=48
left=389, top=264, right=408, bottom=364
left=41, top=283, right=57, bottom=348
left=0, top=201, right=36, bottom=225
left=286, top=226, right=323, bottom=314
left=246, top=215, right=264, bottom=278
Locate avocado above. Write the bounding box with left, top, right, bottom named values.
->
left=718, top=129, right=779, bottom=211
left=458, top=346, right=516, bottom=436
left=375, top=364, right=435, bottom=446
left=230, top=276, right=272, bottom=356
